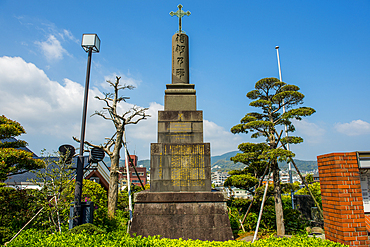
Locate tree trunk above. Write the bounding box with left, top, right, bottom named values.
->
left=107, top=154, right=119, bottom=219
left=107, top=127, right=124, bottom=219
left=272, top=161, right=285, bottom=236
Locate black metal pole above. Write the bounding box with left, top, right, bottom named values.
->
left=73, top=47, right=93, bottom=227
left=125, top=148, right=145, bottom=190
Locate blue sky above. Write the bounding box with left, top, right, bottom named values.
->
left=0, top=1, right=369, bottom=161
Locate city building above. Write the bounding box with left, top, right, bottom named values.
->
left=119, top=155, right=147, bottom=189
left=211, top=171, right=230, bottom=186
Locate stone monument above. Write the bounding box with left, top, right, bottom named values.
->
left=129, top=5, right=234, bottom=241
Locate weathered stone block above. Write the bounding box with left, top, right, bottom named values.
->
left=158, top=111, right=203, bottom=122
left=165, top=94, right=196, bottom=111
left=130, top=192, right=234, bottom=241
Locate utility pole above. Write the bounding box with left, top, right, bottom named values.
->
left=275, top=46, right=295, bottom=209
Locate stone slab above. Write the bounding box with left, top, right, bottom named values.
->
left=130, top=191, right=234, bottom=241
left=157, top=111, right=204, bottom=143
left=158, top=111, right=203, bottom=122
left=158, top=132, right=203, bottom=144
left=166, top=83, right=194, bottom=90
left=165, top=94, right=196, bottom=111
left=134, top=191, right=227, bottom=202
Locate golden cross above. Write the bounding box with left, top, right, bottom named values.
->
left=170, top=4, right=191, bottom=33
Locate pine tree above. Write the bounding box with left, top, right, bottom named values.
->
left=0, top=116, right=45, bottom=182
left=230, top=78, right=315, bottom=235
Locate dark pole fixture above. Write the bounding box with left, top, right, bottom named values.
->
left=72, top=34, right=100, bottom=228
left=59, top=144, right=76, bottom=164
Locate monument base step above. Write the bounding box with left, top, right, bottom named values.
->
left=129, top=191, right=234, bottom=241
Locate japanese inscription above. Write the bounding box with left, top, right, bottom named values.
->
left=172, top=32, right=189, bottom=83
left=169, top=122, right=192, bottom=133
left=167, top=144, right=206, bottom=187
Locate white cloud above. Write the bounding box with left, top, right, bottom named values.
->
left=62, top=29, right=78, bottom=43
left=0, top=56, right=242, bottom=159
left=35, top=34, right=68, bottom=61
left=0, top=56, right=102, bottom=139
left=204, top=120, right=241, bottom=155
left=127, top=102, right=163, bottom=141
left=0, top=56, right=149, bottom=156
left=292, top=119, right=326, bottom=143
left=102, top=73, right=140, bottom=90
left=335, top=120, right=370, bottom=136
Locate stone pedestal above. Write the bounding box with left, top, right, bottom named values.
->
left=130, top=191, right=234, bottom=241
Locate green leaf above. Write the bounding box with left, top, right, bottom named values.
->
left=281, top=107, right=316, bottom=120
left=249, top=99, right=272, bottom=108
left=224, top=174, right=259, bottom=190
left=280, top=136, right=304, bottom=145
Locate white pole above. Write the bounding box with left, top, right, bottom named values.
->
left=252, top=172, right=271, bottom=243
left=124, top=130, right=133, bottom=230
left=275, top=46, right=294, bottom=209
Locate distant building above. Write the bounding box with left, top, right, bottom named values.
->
left=232, top=188, right=251, bottom=199
left=84, top=161, right=110, bottom=191
left=6, top=181, right=43, bottom=190
left=119, top=155, right=147, bottom=189
left=313, top=173, right=320, bottom=183
left=211, top=171, right=230, bottom=186
left=280, top=171, right=300, bottom=184
left=219, top=186, right=251, bottom=199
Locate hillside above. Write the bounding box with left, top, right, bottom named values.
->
left=211, top=151, right=240, bottom=164
left=278, top=159, right=318, bottom=172
left=210, top=151, right=318, bottom=172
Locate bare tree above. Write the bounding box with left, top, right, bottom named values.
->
left=74, top=76, right=150, bottom=218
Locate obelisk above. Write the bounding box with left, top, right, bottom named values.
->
left=130, top=5, right=233, bottom=241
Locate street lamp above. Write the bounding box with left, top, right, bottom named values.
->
left=72, top=33, right=100, bottom=228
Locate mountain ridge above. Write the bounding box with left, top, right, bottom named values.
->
left=101, top=151, right=317, bottom=172
left=134, top=151, right=318, bottom=172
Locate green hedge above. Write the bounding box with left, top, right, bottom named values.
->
left=4, top=229, right=347, bottom=247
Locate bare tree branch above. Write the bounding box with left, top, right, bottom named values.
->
left=72, top=75, right=150, bottom=219
left=91, top=111, right=113, bottom=121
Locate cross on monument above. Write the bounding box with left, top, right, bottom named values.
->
left=170, top=4, right=191, bottom=33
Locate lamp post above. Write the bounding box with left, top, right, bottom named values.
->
left=72, top=34, right=100, bottom=228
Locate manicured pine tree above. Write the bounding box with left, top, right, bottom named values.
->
left=0, top=115, right=45, bottom=182
left=230, top=78, right=315, bottom=235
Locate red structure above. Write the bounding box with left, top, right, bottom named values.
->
left=85, top=169, right=109, bottom=191
left=317, top=152, right=370, bottom=247
left=119, top=155, right=147, bottom=187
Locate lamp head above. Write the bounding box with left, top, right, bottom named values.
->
left=81, top=34, right=100, bottom=53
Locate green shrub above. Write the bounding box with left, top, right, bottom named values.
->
left=4, top=229, right=348, bottom=247
left=68, top=223, right=104, bottom=235
left=284, top=208, right=309, bottom=234
left=296, top=182, right=322, bottom=207
left=0, top=187, right=43, bottom=245
left=243, top=212, right=258, bottom=232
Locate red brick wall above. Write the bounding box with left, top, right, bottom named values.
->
left=365, top=215, right=370, bottom=232
left=317, top=152, right=370, bottom=247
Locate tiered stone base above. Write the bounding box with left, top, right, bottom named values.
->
left=130, top=191, right=234, bottom=241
